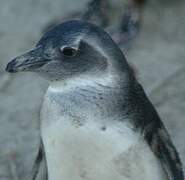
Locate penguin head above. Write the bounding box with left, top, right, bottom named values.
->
left=6, top=20, right=130, bottom=81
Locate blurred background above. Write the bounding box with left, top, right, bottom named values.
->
left=0, top=0, right=185, bottom=179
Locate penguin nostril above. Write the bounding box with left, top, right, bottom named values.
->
left=10, top=59, right=17, bottom=65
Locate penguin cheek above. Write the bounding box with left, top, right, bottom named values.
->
left=38, top=60, right=75, bottom=80
left=37, top=61, right=59, bottom=76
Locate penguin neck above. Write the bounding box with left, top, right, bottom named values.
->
left=47, top=73, right=132, bottom=122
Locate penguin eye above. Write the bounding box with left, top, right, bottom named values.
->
left=61, top=47, right=77, bottom=57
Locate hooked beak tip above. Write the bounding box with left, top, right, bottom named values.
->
left=6, top=46, right=49, bottom=73
left=5, top=59, right=17, bottom=73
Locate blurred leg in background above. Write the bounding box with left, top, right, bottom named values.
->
left=43, top=0, right=146, bottom=49
left=111, top=0, right=146, bottom=47
left=81, top=0, right=110, bottom=27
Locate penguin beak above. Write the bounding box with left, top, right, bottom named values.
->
left=6, top=46, right=50, bottom=73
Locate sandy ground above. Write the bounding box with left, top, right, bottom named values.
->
left=0, top=0, right=185, bottom=179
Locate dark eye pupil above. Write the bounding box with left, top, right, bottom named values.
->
left=62, top=47, right=77, bottom=57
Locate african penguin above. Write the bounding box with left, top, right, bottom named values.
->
left=6, top=20, right=184, bottom=180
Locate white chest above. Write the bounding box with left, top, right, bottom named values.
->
left=40, top=86, right=167, bottom=180
left=41, top=116, right=166, bottom=180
